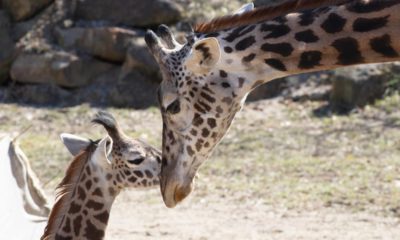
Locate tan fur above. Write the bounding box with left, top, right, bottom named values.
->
left=194, top=0, right=352, bottom=33
left=41, top=144, right=95, bottom=240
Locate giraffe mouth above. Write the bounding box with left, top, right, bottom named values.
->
left=161, top=179, right=180, bottom=208
left=173, top=185, right=179, bottom=205
left=160, top=175, right=194, bottom=208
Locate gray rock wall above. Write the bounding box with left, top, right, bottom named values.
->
left=75, top=0, right=182, bottom=27
left=3, top=0, right=53, bottom=21
left=0, top=0, right=398, bottom=109
left=0, top=0, right=182, bottom=107
left=0, top=10, right=15, bottom=84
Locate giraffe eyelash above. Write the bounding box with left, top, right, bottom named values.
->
left=128, top=157, right=145, bottom=165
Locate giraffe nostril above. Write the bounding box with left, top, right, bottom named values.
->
left=174, top=184, right=193, bottom=203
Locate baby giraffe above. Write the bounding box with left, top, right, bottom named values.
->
left=41, top=111, right=161, bottom=240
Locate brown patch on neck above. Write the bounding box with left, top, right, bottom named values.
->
left=41, top=143, right=97, bottom=240
left=194, top=0, right=351, bottom=33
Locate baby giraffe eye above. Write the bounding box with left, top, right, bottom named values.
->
left=166, top=99, right=180, bottom=114
left=128, top=157, right=145, bottom=165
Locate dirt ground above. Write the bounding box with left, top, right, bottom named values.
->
left=1, top=94, right=400, bottom=239
left=106, top=190, right=400, bottom=240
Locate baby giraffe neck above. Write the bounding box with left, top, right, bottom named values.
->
left=44, top=159, right=119, bottom=240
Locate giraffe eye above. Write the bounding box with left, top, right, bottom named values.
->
left=128, top=157, right=145, bottom=165
left=166, top=99, right=180, bottom=114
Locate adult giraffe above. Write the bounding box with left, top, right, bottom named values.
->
left=145, top=0, right=400, bottom=208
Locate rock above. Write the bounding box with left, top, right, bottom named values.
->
left=2, top=83, right=73, bottom=105
left=12, top=12, right=42, bottom=41
left=3, top=0, right=53, bottom=21
left=247, top=78, right=286, bottom=102
left=77, top=67, right=159, bottom=108
left=122, top=37, right=160, bottom=77
left=76, top=67, right=160, bottom=108
left=55, top=26, right=143, bottom=62
left=330, top=64, right=394, bottom=112
left=10, top=51, right=114, bottom=88
left=77, top=67, right=121, bottom=106
left=0, top=10, right=14, bottom=84
left=2, top=67, right=119, bottom=106
left=4, top=64, right=160, bottom=108
left=246, top=72, right=332, bottom=102
left=75, top=0, right=182, bottom=27
left=107, top=71, right=159, bottom=108
left=282, top=72, right=333, bottom=102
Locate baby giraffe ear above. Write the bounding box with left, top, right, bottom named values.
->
left=60, top=133, right=91, bottom=156
left=185, top=38, right=221, bottom=74
left=92, top=136, right=113, bottom=168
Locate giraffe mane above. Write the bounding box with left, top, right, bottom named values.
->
left=41, top=142, right=97, bottom=240
left=194, top=0, right=352, bottom=34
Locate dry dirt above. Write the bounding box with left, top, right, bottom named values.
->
left=106, top=190, right=400, bottom=240
left=1, top=95, right=400, bottom=239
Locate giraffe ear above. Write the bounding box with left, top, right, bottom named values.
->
left=185, top=37, right=221, bottom=74
left=60, top=133, right=91, bottom=156
left=92, top=136, right=113, bottom=167
left=234, top=2, right=254, bottom=15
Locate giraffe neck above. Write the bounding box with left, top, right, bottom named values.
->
left=44, top=158, right=119, bottom=240
left=206, top=1, right=400, bottom=96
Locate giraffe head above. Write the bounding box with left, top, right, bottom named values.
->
left=42, top=111, right=161, bottom=240
left=145, top=5, right=260, bottom=208
left=62, top=111, right=161, bottom=189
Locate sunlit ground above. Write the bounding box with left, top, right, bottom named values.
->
left=1, top=93, right=399, bottom=217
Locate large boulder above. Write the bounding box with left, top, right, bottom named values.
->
left=330, top=63, right=397, bottom=112
left=282, top=72, right=333, bottom=102
left=107, top=71, right=159, bottom=108
left=2, top=82, right=73, bottom=105
left=247, top=72, right=333, bottom=102
left=55, top=27, right=143, bottom=62
left=75, top=0, right=182, bottom=27
left=122, top=37, right=160, bottom=77
left=3, top=0, right=53, bottom=21
left=10, top=51, right=114, bottom=88
left=2, top=67, right=159, bottom=108
left=0, top=10, right=14, bottom=84
left=68, top=68, right=159, bottom=108
left=12, top=9, right=44, bottom=41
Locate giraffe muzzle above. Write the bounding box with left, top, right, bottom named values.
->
left=160, top=168, right=194, bottom=208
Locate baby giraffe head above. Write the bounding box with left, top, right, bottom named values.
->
left=42, top=111, right=161, bottom=240
left=62, top=111, right=161, bottom=190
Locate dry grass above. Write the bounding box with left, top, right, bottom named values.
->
left=1, top=93, right=400, bottom=217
